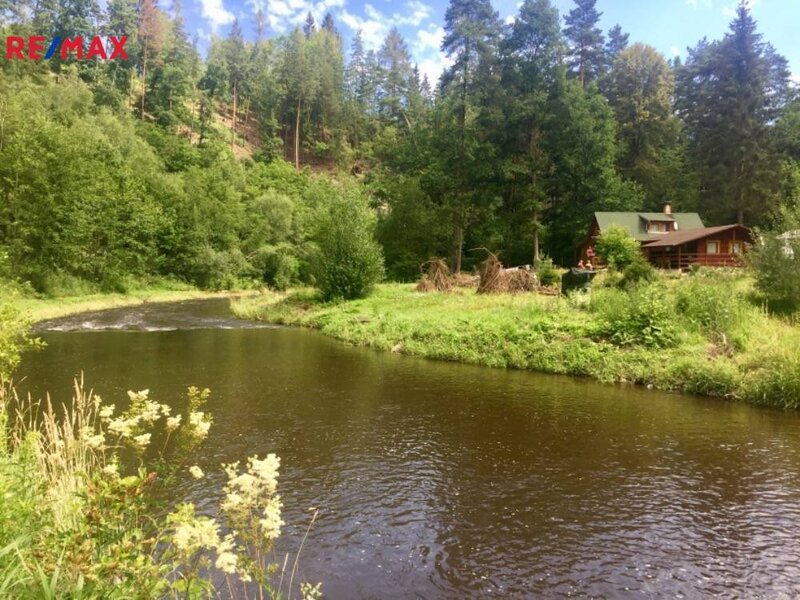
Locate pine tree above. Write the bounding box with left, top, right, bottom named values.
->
left=321, top=12, right=338, bottom=36
left=303, top=11, right=316, bottom=38
left=500, top=0, right=565, bottom=262
left=226, top=18, right=247, bottom=150
left=563, top=0, right=604, bottom=88
left=677, top=4, right=790, bottom=224
left=378, top=28, right=414, bottom=126
left=605, top=24, right=629, bottom=64
left=440, top=0, right=501, bottom=271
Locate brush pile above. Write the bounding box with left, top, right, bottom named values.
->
left=416, top=258, right=454, bottom=292
left=477, top=251, right=538, bottom=294
left=477, top=251, right=505, bottom=293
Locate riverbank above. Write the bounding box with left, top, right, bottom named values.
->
left=18, top=286, right=255, bottom=323
left=232, top=275, right=800, bottom=409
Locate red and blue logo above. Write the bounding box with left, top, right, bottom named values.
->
left=5, top=36, right=129, bottom=60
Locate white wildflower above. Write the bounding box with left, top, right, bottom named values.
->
left=189, top=465, right=204, bottom=479
left=103, top=461, right=119, bottom=476
left=166, top=414, right=182, bottom=431
left=188, top=411, right=211, bottom=439
left=139, top=399, right=162, bottom=423
left=250, top=454, right=280, bottom=494
left=220, top=491, right=244, bottom=513
left=215, top=535, right=238, bottom=574
left=160, top=403, right=172, bottom=416
left=133, top=433, right=151, bottom=448
left=98, top=404, right=115, bottom=419
left=300, top=582, right=323, bottom=600
left=259, top=496, right=284, bottom=541
left=83, top=430, right=105, bottom=449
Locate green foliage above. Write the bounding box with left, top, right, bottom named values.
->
left=620, top=256, right=656, bottom=287
left=595, top=224, right=641, bottom=269
left=676, top=279, right=745, bottom=341
left=312, top=186, right=385, bottom=300
left=0, top=383, right=320, bottom=597
left=592, top=284, right=678, bottom=348
left=748, top=216, right=800, bottom=313
left=0, top=288, right=40, bottom=378
left=536, top=258, right=560, bottom=286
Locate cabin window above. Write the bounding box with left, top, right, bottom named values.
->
left=706, top=240, right=720, bottom=254
left=648, top=221, right=671, bottom=233
left=731, top=241, right=743, bottom=255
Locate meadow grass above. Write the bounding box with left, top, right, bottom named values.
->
left=232, top=275, right=800, bottom=409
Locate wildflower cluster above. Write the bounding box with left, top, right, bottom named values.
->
left=104, top=389, right=171, bottom=451
left=3, top=381, right=320, bottom=599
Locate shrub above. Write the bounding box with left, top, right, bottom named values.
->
left=0, top=290, right=40, bottom=378
left=595, top=224, right=641, bottom=270
left=748, top=232, right=800, bottom=313
left=620, top=256, right=656, bottom=287
left=188, top=247, right=253, bottom=291
left=536, top=257, right=560, bottom=286
left=592, top=284, right=679, bottom=348
left=676, top=280, right=745, bottom=342
left=312, top=186, right=385, bottom=301
left=252, top=244, right=300, bottom=291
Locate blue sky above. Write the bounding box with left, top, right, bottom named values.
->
left=182, top=0, right=800, bottom=84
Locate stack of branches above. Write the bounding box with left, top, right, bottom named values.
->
left=416, top=258, right=454, bottom=292
left=477, top=250, right=538, bottom=294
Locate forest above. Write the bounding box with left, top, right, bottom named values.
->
left=0, top=0, right=799, bottom=293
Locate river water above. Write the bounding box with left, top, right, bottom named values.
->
left=18, top=298, right=800, bottom=598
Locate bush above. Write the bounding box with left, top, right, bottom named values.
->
left=188, top=247, right=252, bottom=291
left=676, top=280, right=745, bottom=342
left=251, top=244, right=300, bottom=291
left=620, top=256, right=656, bottom=287
left=748, top=233, right=800, bottom=313
left=536, top=257, right=560, bottom=286
left=592, top=284, right=679, bottom=348
left=0, top=289, right=40, bottom=378
left=595, top=224, right=641, bottom=270
left=312, top=186, right=385, bottom=301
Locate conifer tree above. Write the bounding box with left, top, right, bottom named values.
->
left=563, top=0, right=604, bottom=87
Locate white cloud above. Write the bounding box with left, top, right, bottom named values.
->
left=199, top=0, right=235, bottom=31
left=245, top=0, right=346, bottom=34
left=670, top=46, right=681, bottom=57
left=339, top=1, right=433, bottom=49
left=414, top=26, right=444, bottom=54
left=340, top=7, right=387, bottom=48
left=418, top=53, right=453, bottom=87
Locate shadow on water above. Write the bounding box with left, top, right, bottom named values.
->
left=18, top=298, right=800, bottom=598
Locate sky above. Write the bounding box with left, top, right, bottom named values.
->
left=180, top=0, right=800, bottom=85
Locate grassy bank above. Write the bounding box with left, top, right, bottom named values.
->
left=18, top=285, right=255, bottom=323
left=232, top=274, right=800, bottom=409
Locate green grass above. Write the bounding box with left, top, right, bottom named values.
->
left=232, top=275, right=800, bottom=409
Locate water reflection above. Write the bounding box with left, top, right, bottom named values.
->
left=18, top=299, right=800, bottom=598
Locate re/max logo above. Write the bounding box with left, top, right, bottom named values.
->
left=4, top=36, right=129, bottom=60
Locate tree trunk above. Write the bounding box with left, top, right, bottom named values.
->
left=451, top=208, right=463, bottom=273
left=231, top=80, right=237, bottom=151
left=533, top=209, right=540, bottom=265
left=140, top=43, right=147, bottom=120
left=295, top=97, right=302, bottom=169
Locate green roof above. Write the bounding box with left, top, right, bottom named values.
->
left=594, top=212, right=705, bottom=242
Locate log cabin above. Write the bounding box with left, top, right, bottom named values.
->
left=578, top=204, right=752, bottom=269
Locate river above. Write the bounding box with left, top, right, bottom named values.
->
left=18, top=298, right=800, bottom=598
